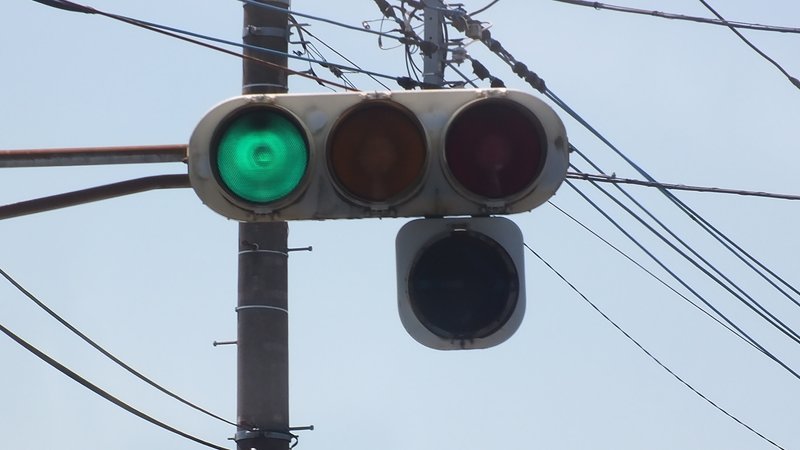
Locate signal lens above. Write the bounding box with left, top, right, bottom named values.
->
left=408, top=231, right=519, bottom=340
left=445, top=99, right=545, bottom=200
left=215, top=108, right=308, bottom=204
left=329, top=102, right=426, bottom=204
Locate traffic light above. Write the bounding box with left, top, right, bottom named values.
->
left=190, top=89, right=569, bottom=350
left=188, top=89, right=569, bottom=221
left=396, top=217, right=525, bottom=350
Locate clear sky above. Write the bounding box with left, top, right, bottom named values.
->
left=1, top=1, right=799, bottom=449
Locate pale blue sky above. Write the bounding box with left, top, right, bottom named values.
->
left=1, top=1, right=799, bottom=449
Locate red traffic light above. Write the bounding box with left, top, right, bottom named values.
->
left=445, top=99, right=546, bottom=201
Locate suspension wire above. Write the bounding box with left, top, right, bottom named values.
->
left=242, top=0, right=446, bottom=76
left=470, top=0, right=501, bottom=16
left=447, top=62, right=479, bottom=87
left=0, top=322, right=228, bottom=450
left=696, top=0, right=800, bottom=90
left=525, top=244, right=786, bottom=450
left=35, top=0, right=442, bottom=90
left=445, top=5, right=800, bottom=314
left=118, top=15, right=399, bottom=86
left=545, top=89, right=800, bottom=309
left=675, top=198, right=800, bottom=302
left=0, top=267, right=239, bottom=427
left=566, top=171, right=800, bottom=201
left=239, top=0, right=403, bottom=41
left=569, top=161, right=800, bottom=347
left=31, top=0, right=358, bottom=91
left=551, top=0, right=800, bottom=34
left=569, top=148, right=800, bottom=310
left=288, top=17, right=358, bottom=90
left=547, top=201, right=757, bottom=351
left=569, top=153, right=800, bottom=341
left=565, top=179, right=800, bottom=382
left=291, top=18, right=392, bottom=90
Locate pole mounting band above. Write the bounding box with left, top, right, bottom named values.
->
left=236, top=305, right=289, bottom=314
left=238, top=248, right=289, bottom=257
left=234, top=429, right=295, bottom=443
left=243, top=25, right=288, bottom=38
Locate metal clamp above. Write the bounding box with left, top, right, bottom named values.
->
left=236, top=305, right=288, bottom=314
left=239, top=240, right=289, bottom=256
left=234, top=425, right=312, bottom=449
left=238, top=248, right=289, bottom=256
left=234, top=429, right=295, bottom=443
left=243, top=25, right=288, bottom=38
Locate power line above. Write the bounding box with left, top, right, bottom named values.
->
left=565, top=178, right=800, bottom=382
left=0, top=322, right=228, bottom=450
left=103, top=11, right=399, bottom=87
left=525, top=243, right=786, bottom=450
left=372, top=0, right=473, bottom=89
left=546, top=89, right=800, bottom=310
left=569, top=161, right=800, bottom=348
left=0, top=267, right=238, bottom=427
left=547, top=200, right=758, bottom=352
left=696, top=0, right=800, bottom=90
left=444, top=6, right=800, bottom=314
left=240, top=0, right=448, bottom=82
left=551, top=0, right=800, bottom=35
left=31, top=0, right=357, bottom=91
left=291, top=18, right=392, bottom=90
left=470, top=0, right=501, bottom=16
left=567, top=171, right=800, bottom=201
left=239, top=0, right=403, bottom=41
left=569, top=145, right=800, bottom=312
left=36, top=0, right=438, bottom=91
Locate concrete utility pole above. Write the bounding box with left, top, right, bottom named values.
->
left=236, top=1, right=291, bottom=450
left=423, top=0, right=448, bottom=87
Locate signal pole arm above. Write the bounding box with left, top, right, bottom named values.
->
left=0, top=145, right=190, bottom=220
left=0, top=175, right=189, bottom=220
left=0, top=144, right=187, bottom=167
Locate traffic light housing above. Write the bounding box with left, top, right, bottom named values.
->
left=396, top=217, right=525, bottom=350
left=188, top=89, right=569, bottom=221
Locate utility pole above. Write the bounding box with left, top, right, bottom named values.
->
left=236, top=1, right=291, bottom=450
left=423, top=0, right=447, bottom=87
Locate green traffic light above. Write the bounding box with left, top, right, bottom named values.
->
left=215, top=109, right=308, bottom=204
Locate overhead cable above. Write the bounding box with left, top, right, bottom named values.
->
left=565, top=178, right=800, bottom=382
left=239, top=0, right=403, bottom=41
left=445, top=5, right=800, bottom=311
left=525, top=243, right=786, bottom=450
left=31, top=0, right=357, bottom=91
left=37, top=0, right=437, bottom=91
left=570, top=146, right=800, bottom=311
left=567, top=171, right=800, bottom=201
left=0, top=266, right=238, bottom=427
left=551, top=0, right=800, bottom=34
left=290, top=18, right=392, bottom=89
left=0, top=321, right=228, bottom=450
left=470, top=0, right=501, bottom=16
left=547, top=200, right=757, bottom=352
left=696, top=0, right=800, bottom=90
left=569, top=160, right=800, bottom=347
left=546, top=89, right=800, bottom=310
